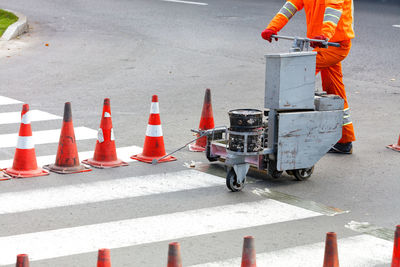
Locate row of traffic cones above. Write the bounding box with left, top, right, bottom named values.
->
left=1, top=95, right=178, bottom=179
left=11, top=226, right=400, bottom=266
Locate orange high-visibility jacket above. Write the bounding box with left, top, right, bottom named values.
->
left=267, top=0, right=354, bottom=42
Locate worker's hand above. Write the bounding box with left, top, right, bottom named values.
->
left=310, top=35, right=328, bottom=48
left=261, top=29, right=278, bottom=43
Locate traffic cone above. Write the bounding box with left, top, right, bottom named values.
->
left=82, top=98, right=128, bottom=168
left=4, top=104, right=49, bottom=178
left=16, top=254, right=30, bottom=267
left=387, top=134, right=400, bottom=152
left=189, top=88, right=215, bottom=152
left=241, top=236, right=256, bottom=267
left=167, top=242, right=182, bottom=267
left=97, top=248, right=111, bottom=267
left=131, top=95, right=176, bottom=163
left=43, top=102, right=91, bottom=174
left=323, top=232, right=339, bottom=267
left=392, top=225, right=400, bottom=267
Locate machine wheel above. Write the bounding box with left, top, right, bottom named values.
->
left=226, top=169, right=245, bottom=192
left=293, top=166, right=314, bottom=181
left=271, top=170, right=283, bottom=179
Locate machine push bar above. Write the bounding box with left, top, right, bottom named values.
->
left=271, top=34, right=340, bottom=52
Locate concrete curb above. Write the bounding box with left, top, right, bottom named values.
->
left=1, top=10, right=28, bottom=41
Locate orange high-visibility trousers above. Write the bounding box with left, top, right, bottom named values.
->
left=315, top=40, right=356, bottom=143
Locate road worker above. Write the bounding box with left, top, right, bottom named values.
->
left=261, top=0, right=356, bottom=154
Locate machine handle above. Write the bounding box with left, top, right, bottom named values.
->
left=271, top=35, right=340, bottom=48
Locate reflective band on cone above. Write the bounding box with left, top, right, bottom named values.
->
left=131, top=95, right=176, bottom=163
left=82, top=98, right=128, bottom=168
left=4, top=104, right=49, bottom=178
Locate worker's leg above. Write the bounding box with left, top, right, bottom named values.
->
left=320, top=63, right=356, bottom=143
left=315, top=41, right=356, bottom=144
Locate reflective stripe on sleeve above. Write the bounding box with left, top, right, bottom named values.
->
left=17, top=136, right=35, bottom=149
left=323, top=7, right=342, bottom=25
left=146, top=125, right=163, bottom=137
left=278, top=1, right=298, bottom=20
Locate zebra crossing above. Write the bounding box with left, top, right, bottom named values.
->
left=0, top=96, right=394, bottom=266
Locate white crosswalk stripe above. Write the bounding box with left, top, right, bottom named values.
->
left=189, top=235, right=393, bottom=267
left=0, top=127, right=97, bottom=148
left=0, top=198, right=321, bottom=265
left=0, top=96, right=22, bottom=105
left=0, top=110, right=61, bottom=125
left=0, top=169, right=224, bottom=214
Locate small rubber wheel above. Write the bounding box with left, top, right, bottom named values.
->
left=271, top=170, right=283, bottom=179
left=226, top=169, right=245, bottom=192
left=294, top=166, right=314, bottom=181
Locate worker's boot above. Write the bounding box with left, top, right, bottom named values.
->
left=328, top=142, right=353, bottom=154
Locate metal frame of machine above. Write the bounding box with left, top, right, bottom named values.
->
left=193, top=36, right=345, bottom=192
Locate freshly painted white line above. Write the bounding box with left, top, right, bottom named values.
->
left=189, top=235, right=392, bottom=267
left=393, top=25, right=400, bottom=28
left=0, top=145, right=142, bottom=168
left=0, top=127, right=97, bottom=148
left=0, top=169, right=221, bottom=214
left=162, top=0, right=208, bottom=6
left=0, top=199, right=321, bottom=265
left=0, top=110, right=61, bottom=125
left=0, top=96, right=22, bottom=105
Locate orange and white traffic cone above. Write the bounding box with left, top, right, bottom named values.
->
left=392, top=225, right=400, bottom=267
left=97, top=248, right=112, bottom=267
left=387, top=134, right=400, bottom=152
left=241, top=236, right=256, bottom=267
left=323, top=232, right=339, bottom=267
left=82, top=98, right=128, bottom=168
left=43, top=102, right=91, bottom=174
left=4, top=104, right=49, bottom=178
left=131, top=95, right=176, bottom=163
left=167, top=242, right=182, bottom=267
left=16, top=254, right=30, bottom=267
left=189, top=88, right=215, bottom=152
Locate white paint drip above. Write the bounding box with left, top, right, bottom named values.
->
left=0, top=127, right=97, bottom=148
left=97, top=128, right=104, bottom=143
left=0, top=199, right=320, bottom=265
left=162, top=0, right=208, bottom=5
left=0, top=145, right=142, bottom=169
left=189, top=235, right=392, bottom=267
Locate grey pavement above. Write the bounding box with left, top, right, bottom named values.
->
left=0, top=0, right=399, bottom=266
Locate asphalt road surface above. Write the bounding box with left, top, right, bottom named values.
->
left=0, top=0, right=399, bottom=266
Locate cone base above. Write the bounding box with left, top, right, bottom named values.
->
left=188, top=143, right=206, bottom=152
left=82, top=158, right=128, bottom=168
left=131, top=153, right=177, bottom=164
left=43, top=164, right=92, bottom=174
left=387, top=144, right=400, bottom=152
left=4, top=167, right=49, bottom=178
